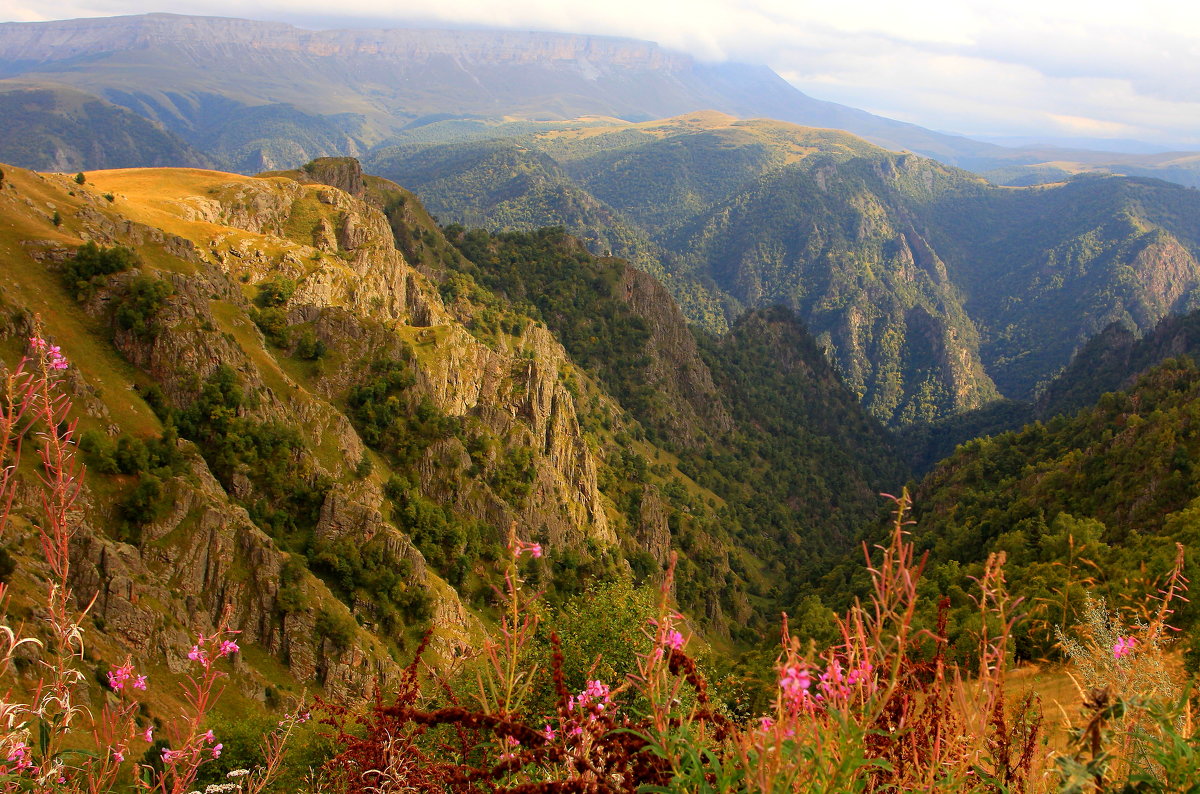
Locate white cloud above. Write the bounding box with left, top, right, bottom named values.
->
left=1, top=0, right=1197, bottom=148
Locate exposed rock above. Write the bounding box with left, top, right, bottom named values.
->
left=619, top=264, right=732, bottom=446
left=303, top=157, right=366, bottom=199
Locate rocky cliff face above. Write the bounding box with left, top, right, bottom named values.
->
left=618, top=264, right=732, bottom=447
left=0, top=158, right=644, bottom=709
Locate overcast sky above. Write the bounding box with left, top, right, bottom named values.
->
left=3, top=0, right=1198, bottom=150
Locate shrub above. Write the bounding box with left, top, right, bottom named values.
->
left=294, top=327, right=326, bottom=360
left=255, top=275, right=297, bottom=308
left=276, top=555, right=310, bottom=616
left=117, top=474, right=166, bottom=543
left=62, top=241, right=139, bottom=299
left=315, top=608, right=357, bottom=651
left=114, top=275, right=173, bottom=339
left=250, top=306, right=290, bottom=347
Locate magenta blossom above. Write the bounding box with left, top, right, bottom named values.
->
left=1113, top=636, right=1137, bottom=659
left=29, top=336, right=68, bottom=370
left=513, top=539, right=543, bottom=559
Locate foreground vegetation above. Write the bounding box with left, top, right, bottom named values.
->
left=2, top=335, right=1198, bottom=792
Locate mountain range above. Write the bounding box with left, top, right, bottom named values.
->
left=1, top=13, right=1198, bottom=188
left=368, top=113, right=1200, bottom=425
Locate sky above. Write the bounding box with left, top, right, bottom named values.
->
left=2, top=0, right=1198, bottom=150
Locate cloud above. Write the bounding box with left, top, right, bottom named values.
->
left=1, top=0, right=1197, bottom=148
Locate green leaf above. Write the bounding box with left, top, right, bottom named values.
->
left=37, top=718, right=50, bottom=758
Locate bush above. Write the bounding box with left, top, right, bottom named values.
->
left=79, top=429, right=120, bottom=474
left=255, top=275, right=297, bottom=308
left=250, top=306, right=290, bottom=347
left=63, top=241, right=139, bottom=299
left=117, top=474, right=166, bottom=543
left=314, top=607, right=356, bottom=650
left=114, top=275, right=173, bottom=339
left=276, top=556, right=309, bottom=616
left=294, top=327, right=326, bottom=360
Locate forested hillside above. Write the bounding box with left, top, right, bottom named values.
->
left=904, top=359, right=1200, bottom=660
left=373, top=115, right=1200, bottom=426
left=0, top=84, right=209, bottom=171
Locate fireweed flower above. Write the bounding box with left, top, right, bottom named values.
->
left=779, top=664, right=813, bottom=710
left=666, top=630, right=685, bottom=650
left=211, top=744, right=222, bottom=758
left=143, top=726, right=154, bottom=743
left=107, top=661, right=143, bottom=691
left=7, top=741, right=32, bottom=770
left=513, top=540, right=542, bottom=558
left=1113, top=636, right=1137, bottom=659
left=218, top=640, right=239, bottom=657
left=29, top=336, right=68, bottom=369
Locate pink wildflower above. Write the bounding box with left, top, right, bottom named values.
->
left=30, top=337, right=68, bottom=369
left=218, top=639, right=239, bottom=657
left=133, top=674, right=148, bottom=690
left=543, top=724, right=556, bottom=741
left=107, top=662, right=135, bottom=691
left=161, top=748, right=179, bottom=763
left=211, top=744, right=222, bottom=759
left=143, top=726, right=154, bottom=743
left=666, top=630, right=684, bottom=650
left=112, top=749, right=125, bottom=763
left=7, top=742, right=31, bottom=771
left=1113, top=636, right=1137, bottom=659
left=513, top=539, right=543, bottom=559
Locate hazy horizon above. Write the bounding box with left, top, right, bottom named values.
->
left=2, top=2, right=1197, bottom=151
